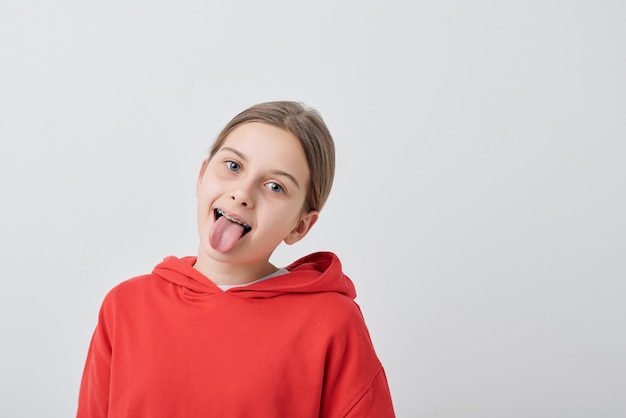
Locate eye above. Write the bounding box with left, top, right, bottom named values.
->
left=225, top=160, right=240, bottom=172
left=265, top=182, right=284, bottom=193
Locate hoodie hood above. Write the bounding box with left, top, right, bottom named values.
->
left=152, top=251, right=357, bottom=300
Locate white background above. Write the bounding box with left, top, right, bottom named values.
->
left=1, top=1, right=625, bottom=417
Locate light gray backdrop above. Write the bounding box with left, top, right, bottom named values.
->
left=1, top=1, right=624, bottom=417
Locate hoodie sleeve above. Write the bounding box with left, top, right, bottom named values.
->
left=318, top=298, right=396, bottom=418
left=76, top=300, right=112, bottom=418
left=342, top=368, right=396, bottom=418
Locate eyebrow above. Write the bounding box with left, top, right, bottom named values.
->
left=219, top=146, right=301, bottom=188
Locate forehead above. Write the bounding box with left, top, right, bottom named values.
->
left=219, top=122, right=310, bottom=181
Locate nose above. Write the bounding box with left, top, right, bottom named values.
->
left=229, top=181, right=254, bottom=208
left=230, top=194, right=248, bottom=207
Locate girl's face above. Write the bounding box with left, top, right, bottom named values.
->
left=196, top=122, right=318, bottom=269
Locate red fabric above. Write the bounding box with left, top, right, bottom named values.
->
left=77, top=252, right=395, bottom=417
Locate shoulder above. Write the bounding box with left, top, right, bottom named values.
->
left=295, top=292, right=375, bottom=350
left=100, top=273, right=162, bottom=309
left=107, top=272, right=156, bottom=294
left=313, top=291, right=365, bottom=324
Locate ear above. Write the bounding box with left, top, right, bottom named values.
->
left=284, top=211, right=319, bottom=245
left=196, top=159, right=209, bottom=197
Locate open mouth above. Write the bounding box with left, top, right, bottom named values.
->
left=215, top=209, right=252, bottom=235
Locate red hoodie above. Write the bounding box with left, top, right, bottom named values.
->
left=77, top=252, right=395, bottom=417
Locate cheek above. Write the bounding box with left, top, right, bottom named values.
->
left=196, top=188, right=215, bottom=216
left=198, top=176, right=220, bottom=200
left=280, top=209, right=304, bottom=233
left=259, top=205, right=294, bottom=229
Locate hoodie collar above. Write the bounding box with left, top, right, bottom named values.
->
left=152, top=252, right=356, bottom=300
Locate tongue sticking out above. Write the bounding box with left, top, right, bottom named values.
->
left=209, top=216, right=246, bottom=252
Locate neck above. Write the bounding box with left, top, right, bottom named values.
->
left=193, top=251, right=278, bottom=286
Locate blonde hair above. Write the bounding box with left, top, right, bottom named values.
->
left=209, top=101, right=335, bottom=212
